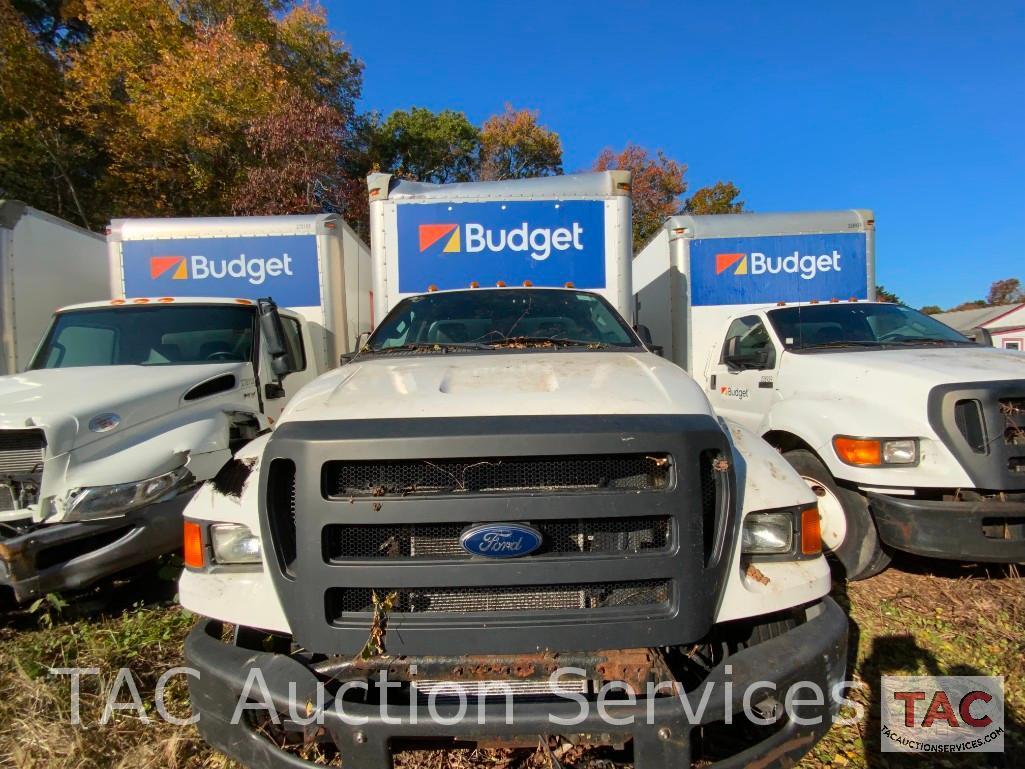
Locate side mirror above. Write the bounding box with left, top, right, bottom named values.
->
left=634, top=324, right=654, bottom=348
left=258, top=297, right=298, bottom=379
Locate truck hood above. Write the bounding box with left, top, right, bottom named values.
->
left=0, top=363, right=248, bottom=455
left=782, top=345, right=1025, bottom=391
left=284, top=351, right=714, bottom=421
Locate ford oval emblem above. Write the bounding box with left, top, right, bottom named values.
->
left=460, top=523, right=543, bottom=559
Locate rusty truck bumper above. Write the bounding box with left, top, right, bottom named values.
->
left=184, top=597, right=848, bottom=769
left=869, top=492, right=1025, bottom=563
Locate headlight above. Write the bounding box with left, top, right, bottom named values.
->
left=65, top=466, right=193, bottom=520
left=833, top=436, right=919, bottom=467
left=742, top=506, right=821, bottom=558
left=742, top=512, right=794, bottom=554
left=209, top=523, right=262, bottom=564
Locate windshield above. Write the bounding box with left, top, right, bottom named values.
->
left=365, top=289, right=639, bottom=353
left=30, top=305, right=257, bottom=369
left=767, top=303, right=971, bottom=351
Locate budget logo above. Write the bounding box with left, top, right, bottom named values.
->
left=150, top=256, right=188, bottom=280
left=714, top=250, right=843, bottom=281
left=715, top=253, right=748, bottom=276
left=419, top=224, right=461, bottom=253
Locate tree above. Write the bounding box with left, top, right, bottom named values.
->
left=950, top=299, right=987, bottom=311
left=369, top=108, right=480, bottom=184
left=875, top=285, right=902, bottom=304
left=0, top=0, right=92, bottom=226
left=682, top=181, right=745, bottom=215
left=231, top=92, right=348, bottom=216
left=479, top=105, right=562, bottom=181
left=4, top=0, right=363, bottom=228
left=987, top=278, right=1024, bottom=306
left=920, top=305, right=943, bottom=315
left=593, top=144, right=686, bottom=249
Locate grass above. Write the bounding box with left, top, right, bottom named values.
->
left=0, top=558, right=1021, bottom=769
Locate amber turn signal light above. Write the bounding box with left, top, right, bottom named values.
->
left=183, top=520, right=204, bottom=568
left=801, top=506, right=822, bottom=555
left=833, top=436, right=882, bottom=466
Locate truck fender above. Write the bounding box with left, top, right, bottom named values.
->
left=715, top=418, right=832, bottom=622
left=763, top=396, right=972, bottom=488
left=178, top=434, right=291, bottom=633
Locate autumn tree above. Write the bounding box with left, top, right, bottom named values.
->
left=593, top=144, right=686, bottom=249
left=920, top=305, right=943, bottom=315
left=683, top=181, right=745, bottom=215
left=480, top=105, right=562, bottom=181
left=875, top=285, right=902, bottom=304
left=987, top=278, right=1024, bottom=306
left=0, top=0, right=94, bottom=226
left=232, top=92, right=348, bottom=216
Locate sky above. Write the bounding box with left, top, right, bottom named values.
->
left=324, top=0, right=1025, bottom=309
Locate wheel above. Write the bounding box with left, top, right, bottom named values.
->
left=782, top=449, right=891, bottom=581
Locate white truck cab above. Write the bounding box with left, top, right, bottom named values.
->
left=636, top=212, right=1025, bottom=578
left=178, top=173, right=848, bottom=769
left=0, top=214, right=370, bottom=605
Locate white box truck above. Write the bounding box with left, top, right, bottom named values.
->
left=635, top=211, right=1025, bottom=579
left=178, top=172, right=847, bottom=769
left=0, top=201, right=109, bottom=374
left=0, top=214, right=370, bottom=605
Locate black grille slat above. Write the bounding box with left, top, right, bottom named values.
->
left=323, top=516, right=671, bottom=561
left=326, top=579, right=671, bottom=618
left=323, top=454, right=671, bottom=498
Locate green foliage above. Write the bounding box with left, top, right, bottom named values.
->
left=920, top=304, right=943, bottom=315
left=682, top=180, right=745, bottom=214
left=369, top=107, right=481, bottom=184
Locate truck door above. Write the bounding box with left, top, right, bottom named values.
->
left=259, top=313, right=317, bottom=423
left=706, top=314, right=779, bottom=430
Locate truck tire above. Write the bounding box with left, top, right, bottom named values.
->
left=782, top=449, right=890, bottom=581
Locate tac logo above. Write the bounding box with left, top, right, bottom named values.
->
left=713, top=251, right=843, bottom=281
left=419, top=224, right=461, bottom=253
left=150, top=256, right=188, bottom=280
left=715, top=253, right=748, bottom=276
left=881, top=675, right=1004, bottom=753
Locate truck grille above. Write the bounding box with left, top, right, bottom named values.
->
left=326, top=580, right=671, bottom=618
left=323, top=453, right=671, bottom=498
left=0, top=429, right=45, bottom=475
left=323, top=516, right=671, bottom=561
left=931, top=384, right=1025, bottom=489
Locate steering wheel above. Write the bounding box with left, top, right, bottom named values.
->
left=205, top=350, right=236, bottom=361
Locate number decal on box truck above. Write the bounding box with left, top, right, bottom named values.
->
left=121, top=235, right=322, bottom=306
left=690, top=232, right=868, bottom=306
left=396, top=201, right=606, bottom=293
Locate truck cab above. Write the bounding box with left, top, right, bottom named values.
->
left=178, top=173, right=848, bottom=769
left=0, top=296, right=314, bottom=604
left=706, top=299, right=1025, bottom=578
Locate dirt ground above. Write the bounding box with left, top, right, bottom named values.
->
left=0, top=556, right=1021, bottom=769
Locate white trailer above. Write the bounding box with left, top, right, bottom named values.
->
left=0, top=214, right=371, bottom=605
left=0, top=201, right=109, bottom=374
left=636, top=211, right=1025, bottom=579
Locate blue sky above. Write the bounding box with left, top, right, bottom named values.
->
left=325, top=0, right=1025, bottom=308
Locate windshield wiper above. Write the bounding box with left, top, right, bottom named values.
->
left=881, top=338, right=966, bottom=346
left=483, top=336, right=612, bottom=349
left=368, top=342, right=491, bottom=354
left=799, top=340, right=883, bottom=349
